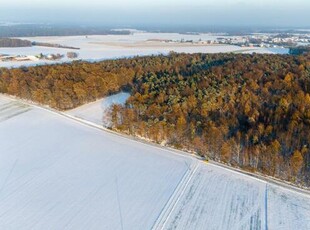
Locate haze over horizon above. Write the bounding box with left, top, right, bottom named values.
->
left=0, top=0, right=309, bottom=28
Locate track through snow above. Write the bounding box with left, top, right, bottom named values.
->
left=152, top=161, right=199, bottom=230
left=0, top=94, right=309, bottom=230
left=163, top=164, right=266, bottom=230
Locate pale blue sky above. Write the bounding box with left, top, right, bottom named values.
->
left=2, top=0, right=309, bottom=7
left=1, top=0, right=309, bottom=28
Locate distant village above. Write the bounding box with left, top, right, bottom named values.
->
left=162, top=33, right=310, bottom=48
left=0, top=52, right=79, bottom=63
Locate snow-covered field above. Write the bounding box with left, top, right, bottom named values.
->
left=68, top=92, right=130, bottom=127
left=0, top=95, right=191, bottom=229
left=0, top=32, right=289, bottom=68
left=0, top=94, right=309, bottom=229
left=163, top=164, right=310, bottom=230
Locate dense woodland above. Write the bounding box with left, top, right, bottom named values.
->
left=0, top=38, right=80, bottom=49
left=0, top=52, right=309, bottom=186
left=0, top=24, right=130, bottom=37
left=289, top=46, right=310, bottom=55
left=0, top=38, right=32, bottom=47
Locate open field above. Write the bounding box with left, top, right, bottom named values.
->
left=163, top=164, right=310, bottom=230
left=0, top=95, right=192, bottom=229
left=67, top=92, right=130, bottom=127
left=0, top=94, right=308, bottom=229
left=0, top=33, right=288, bottom=68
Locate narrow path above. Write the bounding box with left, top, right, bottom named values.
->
left=151, top=162, right=199, bottom=230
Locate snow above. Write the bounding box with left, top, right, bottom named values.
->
left=67, top=92, right=130, bottom=127
left=268, top=185, right=310, bottom=230
left=0, top=95, right=191, bottom=229
left=0, top=94, right=309, bottom=229
left=163, top=164, right=310, bottom=230
left=0, top=33, right=288, bottom=68
left=163, top=164, right=266, bottom=230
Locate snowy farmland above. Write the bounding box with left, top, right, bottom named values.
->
left=0, top=32, right=289, bottom=68
left=0, top=94, right=309, bottom=230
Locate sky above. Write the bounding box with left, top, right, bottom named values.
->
left=0, top=0, right=309, bottom=28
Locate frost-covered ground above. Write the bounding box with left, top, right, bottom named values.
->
left=67, top=92, right=130, bottom=127
left=0, top=32, right=289, bottom=68
left=0, top=94, right=309, bottom=230
left=0, top=95, right=191, bottom=229
left=162, top=164, right=310, bottom=230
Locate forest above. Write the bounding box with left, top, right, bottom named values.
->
left=0, top=52, right=309, bottom=186
left=0, top=37, right=79, bottom=49
left=0, top=38, right=32, bottom=47
left=0, top=24, right=130, bottom=37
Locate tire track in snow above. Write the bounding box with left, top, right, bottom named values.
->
left=0, top=101, right=31, bottom=123
left=152, top=161, right=199, bottom=230
left=151, top=163, right=192, bottom=230
left=115, top=177, right=124, bottom=230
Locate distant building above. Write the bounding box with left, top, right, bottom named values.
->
left=67, top=52, right=79, bottom=59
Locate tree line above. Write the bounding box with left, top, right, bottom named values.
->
left=0, top=38, right=32, bottom=47
left=0, top=52, right=309, bottom=186
left=0, top=24, right=130, bottom=38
